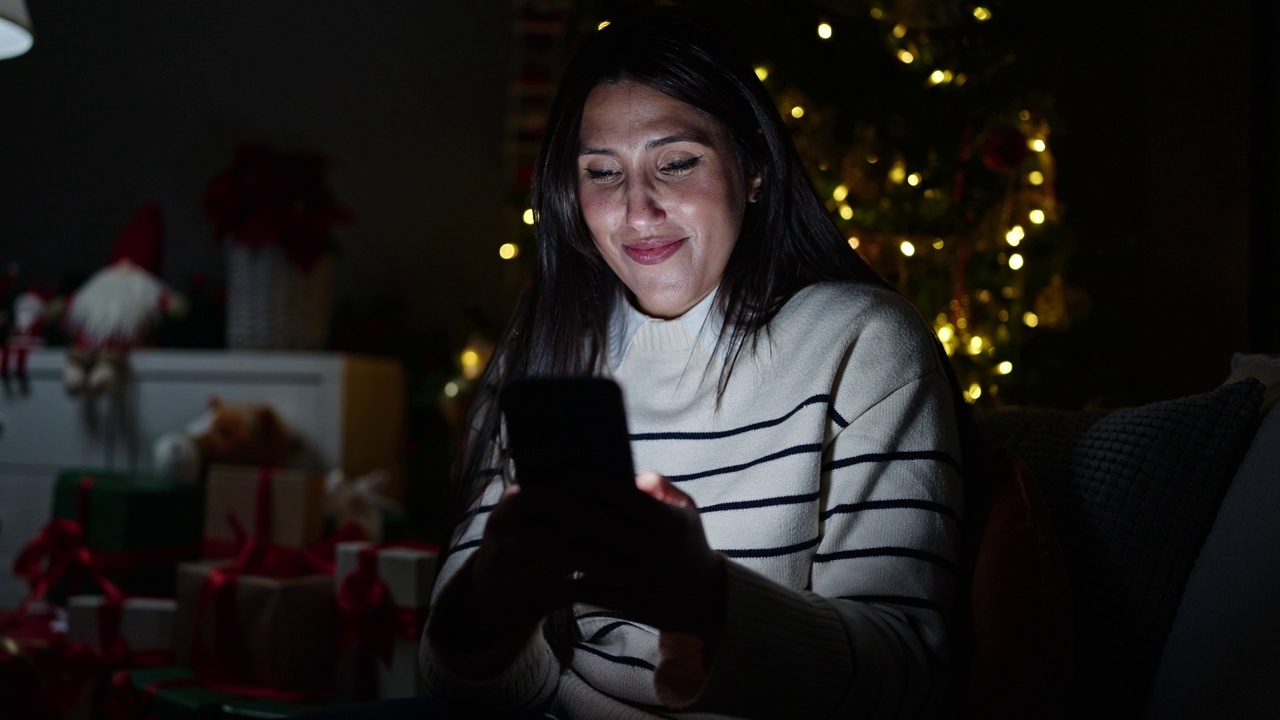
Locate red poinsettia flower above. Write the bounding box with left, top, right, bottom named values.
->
left=202, top=144, right=355, bottom=271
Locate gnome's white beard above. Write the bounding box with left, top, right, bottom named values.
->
left=68, top=263, right=168, bottom=346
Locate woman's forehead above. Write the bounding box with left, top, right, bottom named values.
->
left=578, top=81, right=724, bottom=149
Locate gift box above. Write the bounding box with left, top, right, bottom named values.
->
left=47, top=469, right=203, bottom=597
left=334, top=540, right=438, bottom=700
left=174, top=560, right=335, bottom=693
left=1, top=604, right=101, bottom=720
left=66, top=594, right=176, bottom=663
left=203, top=466, right=325, bottom=556
left=114, top=665, right=236, bottom=720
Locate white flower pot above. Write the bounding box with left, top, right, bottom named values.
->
left=226, top=245, right=335, bottom=350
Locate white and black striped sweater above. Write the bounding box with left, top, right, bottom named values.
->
left=422, top=282, right=964, bottom=719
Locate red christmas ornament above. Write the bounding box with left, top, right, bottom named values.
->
left=980, top=125, right=1030, bottom=174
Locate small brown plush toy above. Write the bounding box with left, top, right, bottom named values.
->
left=153, top=396, right=299, bottom=484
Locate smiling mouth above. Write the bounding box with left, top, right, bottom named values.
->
left=623, top=238, right=686, bottom=265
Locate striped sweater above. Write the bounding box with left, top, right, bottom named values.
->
left=421, top=281, right=965, bottom=719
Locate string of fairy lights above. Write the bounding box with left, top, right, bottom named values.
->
left=495, top=3, right=1069, bottom=406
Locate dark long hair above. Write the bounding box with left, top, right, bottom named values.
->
left=444, top=5, right=983, bottom=671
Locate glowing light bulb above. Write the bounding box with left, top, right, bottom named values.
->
left=977, top=289, right=992, bottom=303
left=1029, top=209, right=1046, bottom=224
left=791, top=105, right=805, bottom=118
left=956, top=317, right=968, bottom=330
left=998, top=361, right=1013, bottom=375
left=522, top=208, right=535, bottom=225
left=754, top=66, right=769, bottom=81
left=900, top=240, right=916, bottom=256
left=937, top=325, right=954, bottom=343
left=889, top=164, right=907, bottom=184
left=929, top=70, right=946, bottom=84
left=597, top=20, right=611, bottom=30
left=818, top=22, right=833, bottom=39
left=968, top=383, right=982, bottom=401
left=932, top=238, right=945, bottom=250
left=870, top=8, right=884, bottom=19
left=443, top=381, right=459, bottom=398
left=1029, top=138, right=1047, bottom=152
left=897, top=49, right=915, bottom=64
left=838, top=204, right=854, bottom=220
left=847, top=236, right=860, bottom=249
left=1023, top=312, right=1040, bottom=328
left=973, top=7, right=992, bottom=21
left=499, top=243, right=519, bottom=260
left=969, top=336, right=984, bottom=353
left=1006, top=225, right=1025, bottom=245
left=907, top=173, right=921, bottom=186
left=1028, top=170, right=1045, bottom=185
left=1009, top=253, right=1024, bottom=270
left=461, top=349, right=480, bottom=369
left=998, top=309, right=1009, bottom=322
left=832, top=185, right=849, bottom=203
left=892, top=24, right=907, bottom=38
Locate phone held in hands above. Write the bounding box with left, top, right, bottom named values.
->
left=498, top=376, right=637, bottom=496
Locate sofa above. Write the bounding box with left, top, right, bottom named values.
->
left=970, top=354, right=1279, bottom=719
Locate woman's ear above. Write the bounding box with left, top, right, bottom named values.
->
left=747, top=175, right=763, bottom=203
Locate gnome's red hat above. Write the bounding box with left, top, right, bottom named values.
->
left=109, top=202, right=165, bottom=274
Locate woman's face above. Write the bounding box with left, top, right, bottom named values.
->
left=577, top=80, right=758, bottom=319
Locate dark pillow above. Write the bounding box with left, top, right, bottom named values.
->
left=975, top=379, right=1264, bottom=716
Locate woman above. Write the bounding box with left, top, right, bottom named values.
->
left=421, top=7, right=975, bottom=719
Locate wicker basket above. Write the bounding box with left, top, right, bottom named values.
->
left=226, top=245, right=335, bottom=350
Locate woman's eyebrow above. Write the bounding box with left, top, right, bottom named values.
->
left=578, top=133, right=712, bottom=157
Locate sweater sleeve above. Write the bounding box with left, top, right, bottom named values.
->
left=418, top=462, right=563, bottom=713
left=677, top=361, right=963, bottom=719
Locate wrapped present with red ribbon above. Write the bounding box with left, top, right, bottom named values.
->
left=38, top=469, right=204, bottom=599
left=110, top=665, right=240, bottom=719
left=110, top=665, right=334, bottom=719
left=334, top=540, right=439, bottom=701
left=174, top=467, right=339, bottom=696
left=203, top=465, right=326, bottom=558
left=0, top=603, right=102, bottom=720
left=66, top=595, right=176, bottom=669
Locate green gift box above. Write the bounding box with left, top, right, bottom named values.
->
left=51, top=469, right=204, bottom=597
left=214, top=696, right=331, bottom=717
left=116, top=666, right=334, bottom=719
left=115, top=666, right=231, bottom=720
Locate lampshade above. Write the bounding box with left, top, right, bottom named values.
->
left=0, top=0, right=33, bottom=60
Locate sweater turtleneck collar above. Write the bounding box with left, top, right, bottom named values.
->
left=606, top=287, right=725, bottom=373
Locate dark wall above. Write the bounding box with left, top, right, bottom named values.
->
left=1030, top=0, right=1265, bottom=404
left=2, top=1, right=1273, bottom=404
left=0, top=1, right=520, bottom=348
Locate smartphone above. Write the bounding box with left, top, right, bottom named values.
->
left=498, top=376, right=637, bottom=495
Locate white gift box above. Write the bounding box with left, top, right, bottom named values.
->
left=65, top=595, right=176, bottom=655
left=335, top=540, right=438, bottom=700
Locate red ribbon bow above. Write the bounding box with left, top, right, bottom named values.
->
left=189, top=467, right=345, bottom=701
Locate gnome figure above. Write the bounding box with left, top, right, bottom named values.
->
left=63, top=202, right=186, bottom=395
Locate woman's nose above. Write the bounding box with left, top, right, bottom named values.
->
left=624, top=179, right=666, bottom=229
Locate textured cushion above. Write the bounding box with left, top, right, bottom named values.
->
left=975, top=379, right=1264, bottom=716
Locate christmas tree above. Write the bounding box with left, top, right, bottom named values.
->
left=502, top=0, right=1089, bottom=406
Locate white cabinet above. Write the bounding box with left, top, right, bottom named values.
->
left=0, top=348, right=405, bottom=609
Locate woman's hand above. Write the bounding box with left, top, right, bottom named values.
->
left=427, top=484, right=577, bottom=679
left=429, top=471, right=727, bottom=678
left=566, top=471, right=727, bottom=641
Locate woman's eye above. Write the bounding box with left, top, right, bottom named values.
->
left=585, top=167, right=619, bottom=181
left=662, top=156, right=703, bottom=175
